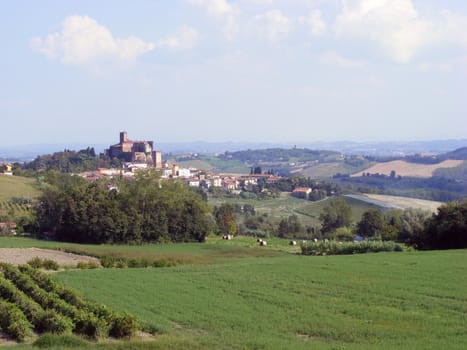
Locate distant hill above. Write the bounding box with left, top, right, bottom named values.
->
left=352, top=160, right=464, bottom=178
left=440, top=147, right=467, bottom=160
left=223, top=148, right=340, bottom=163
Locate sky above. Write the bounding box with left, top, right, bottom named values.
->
left=1, top=0, right=467, bottom=147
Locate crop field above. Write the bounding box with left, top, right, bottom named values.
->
left=0, top=175, right=37, bottom=219
left=352, top=159, right=464, bottom=178
left=48, top=249, right=467, bottom=350
left=350, top=194, right=444, bottom=213
left=0, top=175, right=38, bottom=201
left=1, top=237, right=466, bottom=349
left=299, top=161, right=374, bottom=179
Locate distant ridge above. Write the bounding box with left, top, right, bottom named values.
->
left=1, top=139, right=467, bottom=161
left=441, top=147, right=467, bottom=160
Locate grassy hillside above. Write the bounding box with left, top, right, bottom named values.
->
left=0, top=175, right=38, bottom=201
left=209, top=193, right=382, bottom=228
left=352, top=159, right=464, bottom=178
left=51, top=249, right=467, bottom=350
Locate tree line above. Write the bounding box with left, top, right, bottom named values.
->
left=32, top=170, right=210, bottom=244
left=320, top=198, right=467, bottom=249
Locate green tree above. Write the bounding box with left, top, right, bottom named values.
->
left=34, top=170, right=210, bottom=244
left=214, top=204, right=238, bottom=236
left=278, top=215, right=302, bottom=238
left=357, top=209, right=384, bottom=238
left=398, top=208, right=431, bottom=246
left=319, top=199, right=352, bottom=234
left=422, top=201, right=467, bottom=249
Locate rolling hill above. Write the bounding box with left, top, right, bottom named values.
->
left=352, top=159, right=464, bottom=178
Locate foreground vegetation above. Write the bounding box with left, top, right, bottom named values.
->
left=1, top=237, right=466, bottom=349
left=50, top=249, right=466, bottom=350
left=0, top=263, right=140, bottom=342
left=35, top=171, right=210, bottom=244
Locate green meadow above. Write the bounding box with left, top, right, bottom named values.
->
left=2, top=237, right=466, bottom=349
left=0, top=175, right=38, bottom=201
left=209, top=193, right=382, bottom=228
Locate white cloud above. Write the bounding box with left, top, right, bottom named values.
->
left=187, top=0, right=236, bottom=17
left=335, top=0, right=467, bottom=63
left=31, top=15, right=155, bottom=65
left=320, top=51, right=365, bottom=68
left=299, top=9, right=326, bottom=36
left=159, top=26, right=200, bottom=50
left=186, top=0, right=239, bottom=39
left=255, top=9, right=291, bottom=42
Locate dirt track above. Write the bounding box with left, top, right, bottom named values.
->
left=0, top=248, right=100, bottom=266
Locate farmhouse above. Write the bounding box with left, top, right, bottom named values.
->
left=292, top=187, right=312, bottom=199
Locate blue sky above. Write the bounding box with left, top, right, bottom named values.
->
left=1, top=0, right=466, bottom=147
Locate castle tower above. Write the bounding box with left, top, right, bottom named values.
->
left=120, top=131, right=128, bottom=144
left=153, top=151, right=162, bottom=169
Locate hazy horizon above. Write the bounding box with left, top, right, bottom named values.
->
left=1, top=0, right=466, bottom=147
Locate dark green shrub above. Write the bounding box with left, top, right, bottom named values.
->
left=27, top=257, right=43, bottom=269
left=99, top=256, right=116, bottom=268
left=301, top=240, right=403, bottom=256
left=74, top=311, right=110, bottom=339
left=109, top=313, right=140, bottom=338
left=115, top=259, right=128, bottom=268
left=76, top=261, right=99, bottom=269
left=0, top=273, right=47, bottom=331
left=36, top=310, right=73, bottom=334
left=42, top=259, right=59, bottom=270
left=18, top=265, right=87, bottom=309
left=26, top=258, right=59, bottom=270
left=0, top=300, right=33, bottom=341
left=152, top=259, right=177, bottom=268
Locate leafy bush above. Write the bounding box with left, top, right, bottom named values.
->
left=301, top=240, right=403, bottom=256
left=73, top=311, right=110, bottom=339
left=76, top=261, right=99, bottom=269
left=109, top=313, right=140, bottom=338
left=1, top=263, right=141, bottom=341
left=152, top=259, right=177, bottom=268
left=26, top=258, right=59, bottom=270
left=26, top=257, right=43, bottom=269
left=0, top=300, right=33, bottom=341
left=0, top=273, right=44, bottom=330
left=42, top=259, right=59, bottom=270
left=36, top=310, right=73, bottom=334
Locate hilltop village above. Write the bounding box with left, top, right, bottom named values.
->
left=78, top=132, right=283, bottom=193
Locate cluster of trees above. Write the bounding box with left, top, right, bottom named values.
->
left=20, top=148, right=123, bottom=175
left=212, top=203, right=320, bottom=240
left=320, top=199, right=467, bottom=250
left=34, top=170, right=210, bottom=244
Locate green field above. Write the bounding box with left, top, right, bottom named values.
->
left=0, top=175, right=38, bottom=220
left=0, top=175, right=38, bottom=201
left=55, top=250, right=467, bottom=349
left=171, top=157, right=250, bottom=174
left=209, top=193, right=381, bottom=228
left=2, top=237, right=467, bottom=349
